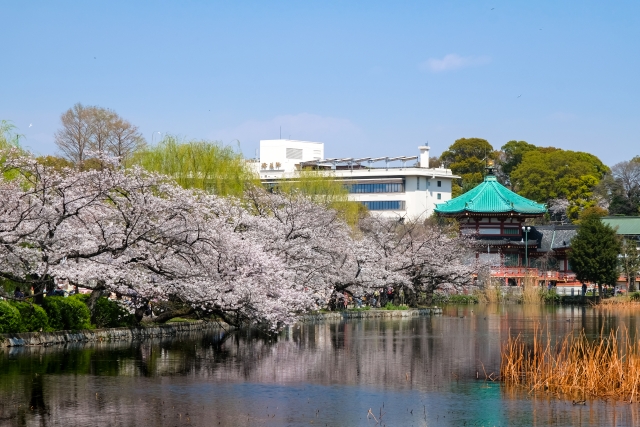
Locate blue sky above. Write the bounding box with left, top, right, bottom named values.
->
left=2, top=1, right=639, bottom=165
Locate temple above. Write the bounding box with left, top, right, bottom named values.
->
left=435, top=164, right=579, bottom=287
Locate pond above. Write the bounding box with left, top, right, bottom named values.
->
left=2, top=304, right=640, bottom=426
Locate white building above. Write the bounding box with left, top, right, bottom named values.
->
left=256, top=139, right=457, bottom=219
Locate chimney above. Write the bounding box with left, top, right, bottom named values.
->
left=418, top=146, right=430, bottom=168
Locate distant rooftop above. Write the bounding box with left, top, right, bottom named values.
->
left=300, top=156, right=419, bottom=169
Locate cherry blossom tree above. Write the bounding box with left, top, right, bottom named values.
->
left=0, top=151, right=312, bottom=329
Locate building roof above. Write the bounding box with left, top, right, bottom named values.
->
left=434, top=173, right=547, bottom=216
left=534, top=225, right=578, bottom=253
left=601, top=216, right=640, bottom=236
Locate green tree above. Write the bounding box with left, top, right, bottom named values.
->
left=510, top=148, right=609, bottom=221
left=440, top=138, right=497, bottom=196
left=499, top=140, right=537, bottom=187
left=129, top=135, right=258, bottom=197
left=569, top=212, right=621, bottom=298
left=619, top=238, right=640, bottom=292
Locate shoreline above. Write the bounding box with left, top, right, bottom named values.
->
left=0, top=320, right=230, bottom=348
left=1, top=308, right=442, bottom=348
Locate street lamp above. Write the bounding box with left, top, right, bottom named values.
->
left=522, top=226, right=531, bottom=268
left=151, top=131, right=162, bottom=145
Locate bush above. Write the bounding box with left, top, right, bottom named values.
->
left=542, top=290, right=561, bottom=304
left=0, top=301, right=22, bottom=333
left=11, top=301, right=50, bottom=332
left=384, top=303, right=408, bottom=310
left=42, top=295, right=92, bottom=330
left=448, top=295, right=479, bottom=305
left=93, top=297, right=135, bottom=328
left=630, top=291, right=640, bottom=301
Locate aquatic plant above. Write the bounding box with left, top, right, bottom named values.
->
left=501, top=325, right=640, bottom=402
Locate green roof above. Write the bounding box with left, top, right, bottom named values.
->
left=601, top=217, right=640, bottom=235
left=435, top=174, right=547, bottom=215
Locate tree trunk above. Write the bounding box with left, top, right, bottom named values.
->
left=86, top=281, right=108, bottom=324
left=598, top=283, right=604, bottom=300
left=629, top=275, right=637, bottom=293
left=405, top=287, right=418, bottom=308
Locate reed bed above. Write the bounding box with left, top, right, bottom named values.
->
left=501, top=325, right=640, bottom=402
left=521, top=274, right=542, bottom=304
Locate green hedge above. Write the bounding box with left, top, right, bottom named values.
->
left=93, top=297, right=135, bottom=328
left=12, top=301, right=50, bottom=332
left=42, top=295, right=92, bottom=331
left=0, top=301, right=22, bottom=333
left=0, top=295, right=137, bottom=334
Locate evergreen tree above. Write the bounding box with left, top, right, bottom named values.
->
left=569, top=213, right=621, bottom=297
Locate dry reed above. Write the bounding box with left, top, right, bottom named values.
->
left=501, top=325, right=640, bottom=402
left=521, top=274, right=542, bottom=304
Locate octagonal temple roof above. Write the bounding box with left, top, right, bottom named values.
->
left=435, top=173, right=547, bottom=216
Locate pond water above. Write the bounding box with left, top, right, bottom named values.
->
left=2, top=305, right=640, bottom=427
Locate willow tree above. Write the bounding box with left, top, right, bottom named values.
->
left=275, top=170, right=367, bottom=227
left=129, top=136, right=258, bottom=197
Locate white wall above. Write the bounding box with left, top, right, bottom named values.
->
left=259, top=139, right=324, bottom=173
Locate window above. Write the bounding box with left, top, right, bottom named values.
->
left=347, top=183, right=405, bottom=193
left=417, top=177, right=420, bottom=190
left=437, top=180, right=442, bottom=187
left=437, top=193, right=441, bottom=200
left=361, top=200, right=406, bottom=211
left=286, top=148, right=303, bottom=160
left=504, top=228, right=519, bottom=235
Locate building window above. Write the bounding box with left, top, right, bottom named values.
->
left=437, top=193, right=441, bottom=200
left=437, top=180, right=442, bottom=187
left=347, top=182, right=405, bottom=194
left=361, top=200, right=406, bottom=211
left=286, top=148, right=303, bottom=160
left=504, top=228, right=519, bottom=235
left=417, top=177, right=420, bottom=190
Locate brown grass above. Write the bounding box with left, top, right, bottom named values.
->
left=521, top=274, right=542, bottom=304
left=501, top=325, right=640, bottom=402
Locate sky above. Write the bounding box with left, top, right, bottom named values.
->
left=2, top=0, right=639, bottom=166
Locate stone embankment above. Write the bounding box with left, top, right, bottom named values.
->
left=301, top=307, right=442, bottom=321
left=0, top=320, right=229, bottom=348
left=1, top=308, right=441, bottom=348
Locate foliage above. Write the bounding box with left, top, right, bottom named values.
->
left=541, top=289, right=560, bottom=304
left=440, top=138, right=497, bottom=193
left=569, top=213, right=621, bottom=294
left=630, top=291, right=640, bottom=301
left=383, top=303, right=408, bottom=310
left=446, top=294, right=479, bottom=304
left=130, top=135, right=257, bottom=197
left=93, top=297, right=135, bottom=328
left=11, top=301, right=50, bottom=332
left=42, top=296, right=92, bottom=331
left=510, top=148, right=609, bottom=221
left=499, top=140, right=537, bottom=186
left=619, top=238, right=640, bottom=292
left=0, top=300, right=22, bottom=333
left=595, top=160, right=640, bottom=216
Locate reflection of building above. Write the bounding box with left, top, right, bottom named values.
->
left=434, top=165, right=580, bottom=286
left=256, top=139, right=457, bottom=219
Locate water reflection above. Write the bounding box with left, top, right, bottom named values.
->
left=2, top=305, right=640, bottom=426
